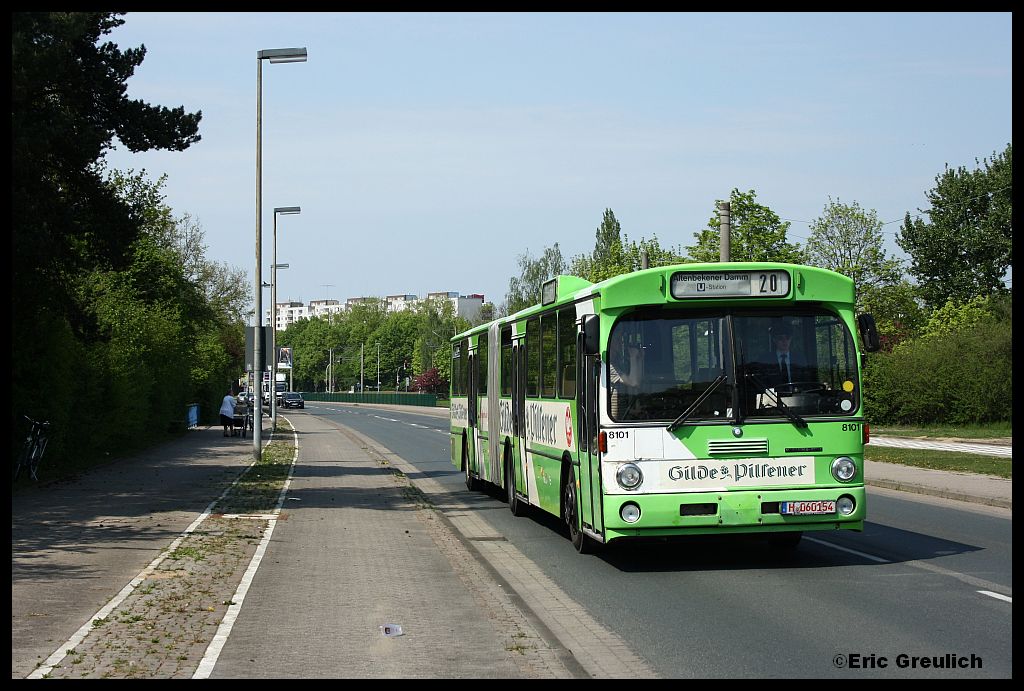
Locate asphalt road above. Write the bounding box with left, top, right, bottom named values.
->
left=307, top=403, right=1013, bottom=678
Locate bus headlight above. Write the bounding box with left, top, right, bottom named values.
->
left=837, top=495, right=856, bottom=516
left=831, top=456, right=857, bottom=482
left=620, top=502, right=641, bottom=523
left=616, top=463, right=643, bottom=490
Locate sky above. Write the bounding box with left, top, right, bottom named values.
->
left=101, top=12, right=1013, bottom=318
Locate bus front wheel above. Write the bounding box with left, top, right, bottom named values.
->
left=563, top=464, right=598, bottom=554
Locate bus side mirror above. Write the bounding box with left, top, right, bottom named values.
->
left=582, top=315, right=600, bottom=356
left=857, top=313, right=881, bottom=353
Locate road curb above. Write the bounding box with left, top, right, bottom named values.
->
left=866, top=478, right=1012, bottom=509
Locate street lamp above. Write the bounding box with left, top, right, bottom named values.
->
left=254, top=46, right=306, bottom=460
left=270, top=261, right=290, bottom=424
left=271, top=206, right=299, bottom=427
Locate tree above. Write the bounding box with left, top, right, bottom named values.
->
left=859, top=280, right=926, bottom=352
left=368, top=311, right=420, bottom=390
left=412, top=296, right=466, bottom=381
left=897, top=144, right=1012, bottom=308
left=566, top=207, right=686, bottom=283
left=413, top=368, right=447, bottom=396
left=687, top=189, right=805, bottom=264
left=13, top=12, right=205, bottom=473
left=13, top=12, right=202, bottom=315
left=918, top=295, right=1003, bottom=341
left=504, top=244, right=567, bottom=314
left=592, top=208, right=622, bottom=268
left=571, top=232, right=687, bottom=283
left=804, top=198, right=904, bottom=311
left=474, top=302, right=496, bottom=325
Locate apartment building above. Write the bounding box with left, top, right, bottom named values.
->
left=265, top=292, right=485, bottom=331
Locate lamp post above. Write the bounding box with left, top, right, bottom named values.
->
left=271, top=206, right=299, bottom=427
left=270, top=260, right=290, bottom=424
left=254, top=46, right=307, bottom=460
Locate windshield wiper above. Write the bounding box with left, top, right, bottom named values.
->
left=667, top=374, right=727, bottom=433
left=744, top=371, right=808, bottom=429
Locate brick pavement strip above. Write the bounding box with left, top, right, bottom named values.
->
left=42, top=515, right=264, bottom=679
left=28, top=424, right=296, bottom=679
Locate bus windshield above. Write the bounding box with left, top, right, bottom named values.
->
left=607, top=307, right=860, bottom=423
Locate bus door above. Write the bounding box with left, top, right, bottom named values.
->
left=577, top=317, right=603, bottom=535
left=509, top=342, right=521, bottom=492
left=514, top=340, right=528, bottom=500
left=468, top=351, right=479, bottom=476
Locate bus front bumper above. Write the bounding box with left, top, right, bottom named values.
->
left=602, top=486, right=865, bottom=541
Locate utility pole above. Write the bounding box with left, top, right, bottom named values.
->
left=718, top=201, right=731, bottom=262
left=377, top=343, right=380, bottom=394
left=360, top=343, right=364, bottom=393
left=322, top=284, right=335, bottom=393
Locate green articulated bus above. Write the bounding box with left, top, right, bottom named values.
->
left=450, top=262, right=880, bottom=553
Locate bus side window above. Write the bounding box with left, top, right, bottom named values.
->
left=541, top=314, right=557, bottom=398
left=526, top=318, right=540, bottom=397
left=478, top=332, right=488, bottom=396
left=500, top=327, right=513, bottom=397
left=558, top=306, right=577, bottom=399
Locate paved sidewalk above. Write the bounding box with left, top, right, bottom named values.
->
left=865, top=459, right=1012, bottom=508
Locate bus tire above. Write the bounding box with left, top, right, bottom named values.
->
left=564, top=464, right=598, bottom=554
left=506, top=445, right=528, bottom=517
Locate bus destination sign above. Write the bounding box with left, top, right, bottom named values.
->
left=670, top=270, right=791, bottom=299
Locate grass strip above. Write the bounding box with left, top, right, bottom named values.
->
left=864, top=445, right=1011, bottom=479
left=871, top=422, right=1012, bottom=439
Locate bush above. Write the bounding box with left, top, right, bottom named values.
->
left=863, top=318, right=1012, bottom=425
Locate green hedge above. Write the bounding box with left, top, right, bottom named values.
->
left=863, top=319, right=1012, bottom=425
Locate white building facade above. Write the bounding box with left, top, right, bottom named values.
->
left=267, top=292, right=486, bottom=331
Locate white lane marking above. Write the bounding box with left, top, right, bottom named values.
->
left=869, top=437, right=1012, bottom=457
left=193, top=421, right=299, bottom=678
left=977, top=590, right=1012, bottom=603
left=804, top=536, right=891, bottom=563
left=28, top=430, right=278, bottom=679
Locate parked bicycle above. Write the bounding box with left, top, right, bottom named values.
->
left=15, top=416, right=50, bottom=482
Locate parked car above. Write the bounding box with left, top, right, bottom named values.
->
left=281, top=392, right=305, bottom=409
